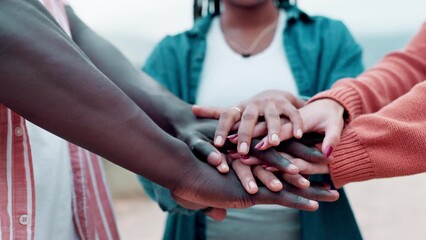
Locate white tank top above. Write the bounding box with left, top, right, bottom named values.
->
left=197, top=10, right=301, bottom=240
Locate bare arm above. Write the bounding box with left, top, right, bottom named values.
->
left=0, top=0, right=192, bottom=189
left=0, top=0, right=338, bottom=213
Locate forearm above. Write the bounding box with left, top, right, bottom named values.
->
left=0, top=0, right=196, bottom=190
left=329, top=81, right=426, bottom=188
left=65, top=6, right=194, bottom=136
left=310, top=23, right=426, bottom=121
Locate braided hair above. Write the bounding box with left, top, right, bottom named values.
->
left=193, top=0, right=296, bottom=20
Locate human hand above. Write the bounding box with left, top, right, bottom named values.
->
left=255, top=99, right=345, bottom=157
left=193, top=90, right=305, bottom=155
left=170, top=158, right=339, bottom=221
left=229, top=139, right=329, bottom=193
left=174, top=117, right=230, bottom=173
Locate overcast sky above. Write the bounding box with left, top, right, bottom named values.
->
left=66, top=0, right=425, bottom=67
left=70, top=0, right=425, bottom=42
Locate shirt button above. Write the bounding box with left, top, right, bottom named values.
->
left=14, top=127, right=23, bottom=137
left=19, top=215, right=28, bottom=225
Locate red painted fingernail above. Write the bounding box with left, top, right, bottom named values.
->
left=254, top=140, right=265, bottom=150
left=241, top=155, right=250, bottom=159
left=227, top=134, right=238, bottom=140
left=325, top=146, right=333, bottom=158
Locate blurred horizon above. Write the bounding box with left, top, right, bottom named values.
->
left=69, top=0, right=425, bottom=68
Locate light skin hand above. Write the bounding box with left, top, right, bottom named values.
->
left=225, top=138, right=328, bottom=193
left=235, top=149, right=329, bottom=192
left=193, top=90, right=305, bottom=155
left=256, top=99, right=345, bottom=157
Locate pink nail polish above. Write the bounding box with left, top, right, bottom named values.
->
left=325, top=146, right=333, bottom=158
left=227, top=134, right=238, bottom=140
left=254, top=140, right=264, bottom=150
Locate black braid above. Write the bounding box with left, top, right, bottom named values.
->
left=193, top=0, right=294, bottom=20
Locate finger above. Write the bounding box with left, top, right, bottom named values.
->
left=204, top=208, right=227, bottom=222
left=283, top=173, right=310, bottom=189
left=279, top=182, right=340, bottom=203
left=192, top=105, right=224, bottom=119
left=252, top=121, right=268, bottom=138
left=264, top=103, right=282, bottom=146
left=232, top=160, right=258, bottom=194
left=250, top=140, right=299, bottom=174
left=251, top=188, right=319, bottom=211
left=289, top=157, right=329, bottom=175
left=252, top=165, right=283, bottom=192
left=216, top=153, right=230, bottom=173
left=322, top=120, right=344, bottom=158
left=276, top=140, right=326, bottom=164
left=292, top=98, right=306, bottom=109
left=190, top=138, right=222, bottom=167
left=237, top=104, right=260, bottom=155
left=278, top=103, right=303, bottom=139
left=214, top=107, right=243, bottom=147
left=239, top=156, right=262, bottom=166
left=278, top=122, right=295, bottom=143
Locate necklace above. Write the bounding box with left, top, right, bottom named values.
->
left=223, top=17, right=279, bottom=58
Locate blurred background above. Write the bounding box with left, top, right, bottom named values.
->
left=68, top=0, right=426, bottom=239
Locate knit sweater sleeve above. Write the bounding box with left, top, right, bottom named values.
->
left=310, top=23, right=426, bottom=188
left=310, top=23, right=426, bottom=121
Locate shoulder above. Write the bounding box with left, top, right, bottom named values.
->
left=299, top=14, right=352, bottom=37
left=294, top=14, right=359, bottom=49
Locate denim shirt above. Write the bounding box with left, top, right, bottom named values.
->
left=140, top=6, right=363, bottom=240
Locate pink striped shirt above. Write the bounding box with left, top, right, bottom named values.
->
left=0, top=0, right=119, bottom=239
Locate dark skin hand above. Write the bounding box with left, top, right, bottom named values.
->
left=0, top=0, right=338, bottom=219
left=65, top=4, right=323, bottom=179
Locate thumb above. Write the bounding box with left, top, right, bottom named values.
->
left=190, top=138, right=223, bottom=167
left=204, top=208, right=227, bottom=222
left=192, top=105, right=225, bottom=119
left=321, top=121, right=344, bottom=158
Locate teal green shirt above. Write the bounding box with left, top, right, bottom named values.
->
left=140, top=6, right=363, bottom=240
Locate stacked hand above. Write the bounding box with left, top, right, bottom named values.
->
left=172, top=107, right=340, bottom=221
left=174, top=90, right=345, bottom=220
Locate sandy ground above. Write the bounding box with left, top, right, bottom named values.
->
left=113, top=173, right=426, bottom=240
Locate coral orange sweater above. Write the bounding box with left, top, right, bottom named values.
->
left=310, top=23, right=426, bottom=188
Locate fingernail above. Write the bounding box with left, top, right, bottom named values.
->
left=241, top=155, right=249, bottom=159
left=248, top=180, right=257, bottom=190
left=270, top=134, right=280, bottom=144
left=272, top=179, right=282, bottom=186
left=288, top=164, right=298, bottom=171
left=296, top=129, right=303, bottom=138
left=325, top=146, right=334, bottom=158
left=227, top=134, right=238, bottom=140
left=309, top=200, right=319, bottom=208
left=300, top=178, right=309, bottom=185
left=254, top=140, right=264, bottom=149
left=239, top=142, right=249, bottom=154
left=214, top=135, right=223, bottom=146
left=210, top=152, right=221, bottom=163
left=218, top=163, right=229, bottom=172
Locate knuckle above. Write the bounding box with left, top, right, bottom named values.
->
left=266, top=112, right=280, bottom=119
left=241, top=112, right=257, bottom=121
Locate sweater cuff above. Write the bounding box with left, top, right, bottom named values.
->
left=308, top=86, right=362, bottom=121
left=329, top=127, right=375, bottom=188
